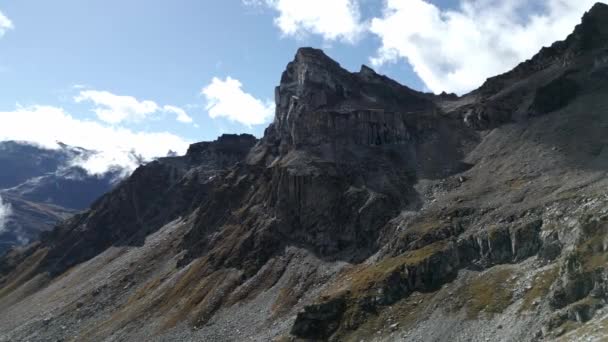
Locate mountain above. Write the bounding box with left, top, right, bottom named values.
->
left=0, top=141, right=123, bottom=254
left=2, top=3, right=608, bottom=341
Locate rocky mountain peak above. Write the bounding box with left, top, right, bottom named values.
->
left=265, top=47, right=438, bottom=158
left=292, top=47, right=342, bottom=69
left=587, top=1, right=608, bottom=21
left=275, top=47, right=352, bottom=117
left=358, top=64, right=377, bottom=77
left=572, top=2, right=608, bottom=50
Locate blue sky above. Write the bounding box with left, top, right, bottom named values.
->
left=0, top=0, right=603, bottom=173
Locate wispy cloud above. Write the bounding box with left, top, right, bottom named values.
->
left=0, top=10, right=13, bottom=37
left=72, top=84, right=89, bottom=90
left=369, top=0, right=605, bottom=94
left=0, top=105, right=191, bottom=174
left=243, top=0, right=364, bottom=43
left=0, top=195, right=12, bottom=233
left=163, top=105, right=194, bottom=123
left=202, top=76, right=274, bottom=126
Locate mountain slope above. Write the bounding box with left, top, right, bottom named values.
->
left=2, top=3, right=608, bottom=342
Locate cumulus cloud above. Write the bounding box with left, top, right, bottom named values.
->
left=75, top=90, right=161, bottom=124
left=0, top=105, right=191, bottom=174
left=369, top=0, right=605, bottom=94
left=74, top=89, right=193, bottom=125
left=0, top=10, right=13, bottom=37
left=202, top=77, right=274, bottom=126
left=0, top=195, right=12, bottom=233
left=163, top=105, right=194, bottom=123
left=244, top=0, right=364, bottom=42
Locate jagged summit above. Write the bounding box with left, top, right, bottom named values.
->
left=550, top=1, right=608, bottom=52
left=473, top=2, right=608, bottom=99
left=280, top=47, right=432, bottom=112
left=358, top=64, right=377, bottom=76
left=260, top=47, right=445, bottom=162
left=582, top=2, right=608, bottom=30
left=452, top=2, right=608, bottom=129
left=292, top=47, right=342, bottom=69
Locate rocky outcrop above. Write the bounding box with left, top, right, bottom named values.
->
left=185, top=133, right=257, bottom=169
left=291, top=219, right=545, bottom=339
left=266, top=48, right=438, bottom=154
left=290, top=296, right=346, bottom=339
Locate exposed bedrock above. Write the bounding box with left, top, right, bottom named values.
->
left=291, top=219, right=545, bottom=340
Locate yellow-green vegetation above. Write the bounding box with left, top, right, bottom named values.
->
left=159, top=266, right=241, bottom=330
left=461, top=267, right=516, bottom=319
left=585, top=252, right=608, bottom=271
left=77, top=257, right=240, bottom=341
left=315, top=241, right=449, bottom=339
left=507, top=177, right=529, bottom=190
left=487, top=224, right=505, bottom=240
left=0, top=247, right=48, bottom=300
left=341, top=292, right=434, bottom=342
left=520, top=266, right=559, bottom=312
left=127, top=276, right=164, bottom=305
left=571, top=296, right=601, bottom=310
left=331, top=241, right=448, bottom=297
left=395, top=217, right=450, bottom=245
left=271, top=286, right=299, bottom=317
left=410, top=218, right=447, bottom=234
left=558, top=309, right=608, bottom=341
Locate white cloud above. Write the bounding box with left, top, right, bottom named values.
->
left=370, top=0, right=605, bottom=94
left=0, top=10, right=13, bottom=37
left=0, top=195, right=12, bottom=233
left=243, top=0, right=265, bottom=5
left=202, top=77, right=274, bottom=126
left=163, top=105, right=194, bottom=123
left=74, top=89, right=193, bottom=125
left=245, top=0, right=364, bottom=42
left=0, top=105, right=191, bottom=174
left=75, top=90, right=160, bottom=124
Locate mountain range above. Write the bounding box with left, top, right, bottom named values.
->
left=2, top=3, right=608, bottom=341
left=0, top=141, right=122, bottom=254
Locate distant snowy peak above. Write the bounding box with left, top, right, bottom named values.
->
left=0, top=140, right=131, bottom=253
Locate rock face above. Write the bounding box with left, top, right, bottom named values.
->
left=3, top=4, right=608, bottom=342
left=36, top=134, right=258, bottom=277
left=269, top=48, right=435, bottom=152
left=185, top=133, right=257, bottom=168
